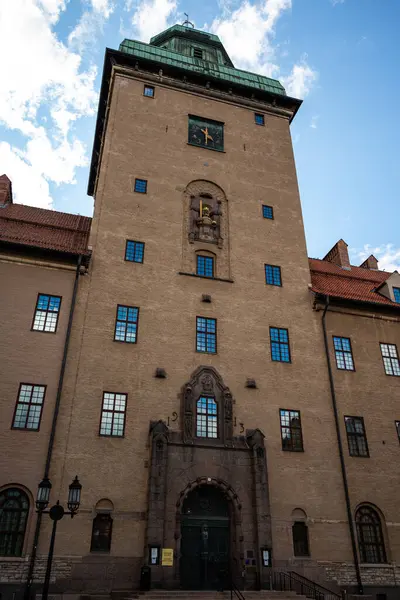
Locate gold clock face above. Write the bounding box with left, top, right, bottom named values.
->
left=188, top=116, right=224, bottom=152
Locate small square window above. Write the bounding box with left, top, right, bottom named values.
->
left=125, top=240, right=144, bottom=263
left=345, top=416, right=369, bottom=457
left=134, top=178, right=147, bottom=194
left=114, top=305, right=139, bottom=343
left=380, top=343, right=400, bottom=376
left=99, top=392, right=127, bottom=437
left=333, top=336, right=355, bottom=371
left=393, top=287, right=400, bottom=303
left=255, top=113, right=265, bottom=126
left=197, top=255, right=214, bottom=278
left=12, top=384, right=46, bottom=430
left=144, top=85, right=155, bottom=98
left=193, top=47, right=203, bottom=59
left=270, top=327, right=291, bottom=363
left=395, top=421, right=400, bottom=444
left=196, top=317, right=217, bottom=354
left=265, top=264, right=282, bottom=286
left=262, top=205, right=274, bottom=219
left=32, top=294, right=62, bottom=333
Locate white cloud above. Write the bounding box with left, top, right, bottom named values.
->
left=331, top=0, right=345, bottom=5
left=310, top=115, right=319, bottom=129
left=208, top=0, right=317, bottom=97
left=351, top=244, right=400, bottom=272
left=68, top=0, right=114, bottom=51
left=0, top=0, right=99, bottom=207
left=131, top=0, right=177, bottom=42
left=282, top=59, right=317, bottom=98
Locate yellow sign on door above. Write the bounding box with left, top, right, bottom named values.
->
left=162, top=548, right=174, bottom=566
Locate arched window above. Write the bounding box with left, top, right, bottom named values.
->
left=90, top=513, right=113, bottom=552
left=196, top=396, right=218, bottom=438
left=0, top=488, right=29, bottom=556
left=356, top=506, right=387, bottom=564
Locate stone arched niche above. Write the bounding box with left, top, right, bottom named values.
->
left=181, top=180, right=231, bottom=280
left=182, top=366, right=234, bottom=446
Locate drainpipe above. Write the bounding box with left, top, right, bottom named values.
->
left=24, top=254, right=84, bottom=600
left=321, top=296, right=363, bottom=595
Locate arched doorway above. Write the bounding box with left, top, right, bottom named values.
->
left=180, top=485, right=230, bottom=589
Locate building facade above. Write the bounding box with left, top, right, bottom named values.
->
left=0, top=25, right=399, bottom=600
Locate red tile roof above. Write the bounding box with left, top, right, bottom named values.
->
left=309, top=258, right=397, bottom=306
left=0, top=203, right=91, bottom=256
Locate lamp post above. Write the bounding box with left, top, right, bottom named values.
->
left=36, top=476, right=82, bottom=600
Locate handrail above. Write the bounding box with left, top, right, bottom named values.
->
left=229, top=573, right=245, bottom=600
left=270, top=569, right=342, bottom=600
left=289, top=571, right=342, bottom=599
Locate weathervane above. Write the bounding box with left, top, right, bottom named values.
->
left=182, top=13, right=194, bottom=28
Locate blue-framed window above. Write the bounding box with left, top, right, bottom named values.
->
left=270, top=327, right=291, bottom=362
left=114, top=305, right=139, bottom=343
left=134, top=178, right=147, bottom=194
left=262, top=205, right=274, bottom=219
left=265, top=264, right=282, bottom=286
left=99, top=392, right=127, bottom=437
left=143, top=85, right=155, bottom=98
left=255, top=113, right=265, bottom=126
left=32, top=294, right=61, bottom=333
left=196, top=396, right=218, bottom=438
left=380, top=343, right=400, bottom=376
left=197, top=255, right=214, bottom=278
left=333, top=336, right=355, bottom=371
left=12, top=383, right=46, bottom=431
left=125, top=240, right=144, bottom=263
left=196, top=317, right=217, bottom=353
left=393, top=287, right=400, bottom=303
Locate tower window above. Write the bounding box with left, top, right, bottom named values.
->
left=292, top=522, right=310, bottom=557
left=356, top=506, right=387, bottom=564
left=125, top=240, right=144, bottom=263
left=255, top=113, right=265, bottom=126
left=114, top=305, right=139, bottom=343
left=196, top=317, right=217, bottom=353
left=196, top=396, right=218, bottom=438
left=12, top=384, right=46, bottom=430
left=99, top=392, right=127, bottom=437
left=262, top=205, right=274, bottom=219
left=265, top=264, right=282, bottom=286
left=197, top=255, right=214, bottom=278
left=345, top=416, right=369, bottom=457
left=393, top=287, right=400, bottom=303
left=91, top=513, right=113, bottom=552
left=280, top=409, right=303, bottom=452
left=134, top=178, right=147, bottom=193
left=0, top=488, right=29, bottom=557
left=396, top=421, right=400, bottom=443
left=270, top=327, right=291, bottom=362
left=333, top=336, right=355, bottom=371
left=380, top=343, right=400, bottom=376
left=143, top=85, right=155, bottom=98
left=193, top=47, right=203, bottom=59
left=32, top=294, right=61, bottom=333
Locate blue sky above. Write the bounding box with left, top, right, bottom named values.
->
left=0, top=0, right=399, bottom=268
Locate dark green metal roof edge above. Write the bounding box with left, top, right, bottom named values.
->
left=119, top=38, right=286, bottom=96
left=87, top=47, right=301, bottom=197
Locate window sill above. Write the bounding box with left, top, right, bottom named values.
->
left=0, top=556, right=27, bottom=561
left=359, top=563, right=393, bottom=568
left=178, top=271, right=234, bottom=283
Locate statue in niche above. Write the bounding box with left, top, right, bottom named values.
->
left=189, top=194, right=222, bottom=246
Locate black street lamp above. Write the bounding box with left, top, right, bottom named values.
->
left=36, top=476, right=82, bottom=600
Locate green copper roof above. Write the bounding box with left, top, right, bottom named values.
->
left=150, top=24, right=221, bottom=46
left=118, top=37, right=286, bottom=97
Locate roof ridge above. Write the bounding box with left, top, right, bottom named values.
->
left=309, top=258, right=388, bottom=278
left=0, top=213, right=91, bottom=233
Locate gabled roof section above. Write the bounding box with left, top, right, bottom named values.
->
left=0, top=203, right=92, bottom=257
left=309, top=258, right=399, bottom=308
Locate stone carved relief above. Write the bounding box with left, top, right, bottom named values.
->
left=181, top=366, right=233, bottom=445
left=185, top=181, right=226, bottom=249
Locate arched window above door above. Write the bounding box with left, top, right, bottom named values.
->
left=356, top=505, right=387, bottom=564
left=0, top=487, right=29, bottom=556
